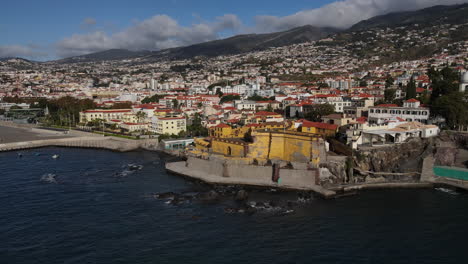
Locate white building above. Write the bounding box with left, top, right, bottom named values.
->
left=368, top=99, right=430, bottom=124
left=460, top=71, right=468, bottom=92
left=234, top=100, right=257, bottom=110
left=220, top=84, right=259, bottom=95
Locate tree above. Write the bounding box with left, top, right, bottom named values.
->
left=136, top=111, right=147, bottom=123
left=432, top=92, right=468, bottom=130
left=243, top=128, right=254, bottom=143
left=266, top=104, right=273, bottom=112
left=359, top=80, right=368, bottom=87
left=186, top=113, right=208, bottom=137
left=384, top=89, right=396, bottom=103
left=178, top=130, right=187, bottom=138
left=318, top=83, right=329, bottom=89
left=220, top=94, right=240, bottom=104
left=429, top=66, right=459, bottom=102
left=141, top=94, right=167, bottom=104
left=405, top=77, right=417, bottom=100
left=304, top=104, right=335, bottom=122
left=172, top=99, right=179, bottom=109
left=110, top=102, right=132, bottom=109
left=385, top=76, right=395, bottom=88
left=247, top=95, right=270, bottom=101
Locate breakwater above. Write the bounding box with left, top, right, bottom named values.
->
left=0, top=136, right=159, bottom=152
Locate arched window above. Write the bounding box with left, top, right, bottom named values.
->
left=227, top=146, right=232, bottom=156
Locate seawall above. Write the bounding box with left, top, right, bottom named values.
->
left=166, top=157, right=337, bottom=198
left=0, top=136, right=159, bottom=152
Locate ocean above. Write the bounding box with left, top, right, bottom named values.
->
left=1, top=147, right=467, bottom=264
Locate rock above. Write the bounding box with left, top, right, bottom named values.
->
left=154, top=192, right=176, bottom=199
left=197, top=190, right=219, bottom=201
left=434, top=147, right=458, bottom=166
left=234, top=190, right=249, bottom=201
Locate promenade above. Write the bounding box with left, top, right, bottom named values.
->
left=0, top=123, right=159, bottom=152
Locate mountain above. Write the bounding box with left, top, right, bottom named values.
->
left=149, top=25, right=340, bottom=60
left=57, top=25, right=339, bottom=63
left=56, top=49, right=152, bottom=63
left=350, top=3, right=468, bottom=31
left=14, top=3, right=468, bottom=64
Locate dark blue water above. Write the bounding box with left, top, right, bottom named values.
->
left=1, top=148, right=468, bottom=264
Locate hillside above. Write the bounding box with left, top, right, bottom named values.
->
left=57, top=49, right=151, bottom=64
left=350, top=3, right=468, bottom=31
left=149, top=25, right=340, bottom=60
left=57, top=25, right=339, bottom=63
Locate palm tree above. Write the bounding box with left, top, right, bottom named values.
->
left=136, top=111, right=147, bottom=123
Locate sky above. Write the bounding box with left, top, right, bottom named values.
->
left=1, top=0, right=466, bottom=60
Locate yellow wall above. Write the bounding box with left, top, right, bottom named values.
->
left=209, top=126, right=233, bottom=138
left=301, top=127, right=336, bottom=138
left=212, top=139, right=246, bottom=157
left=247, top=131, right=321, bottom=166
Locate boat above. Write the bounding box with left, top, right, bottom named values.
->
left=52, top=154, right=59, bottom=159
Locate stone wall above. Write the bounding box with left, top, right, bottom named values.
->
left=0, top=137, right=159, bottom=152
left=169, top=156, right=335, bottom=197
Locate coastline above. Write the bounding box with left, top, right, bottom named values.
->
left=0, top=123, right=159, bottom=152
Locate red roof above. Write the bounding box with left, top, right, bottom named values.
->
left=405, top=98, right=420, bottom=103
left=158, top=117, right=185, bottom=120
left=302, top=121, right=338, bottom=130
left=356, top=117, right=367, bottom=124
left=83, top=110, right=132, bottom=113
left=223, top=107, right=237, bottom=111
left=215, top=123, right=231, bottom=128
left=375, top=104, right=399, bottom=108
left=255, top=111, right=281, bottom=116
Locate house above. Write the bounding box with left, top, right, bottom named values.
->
left=299, top=120, right=338, bottom=138
left=120, top=122, right=150, bottom=132
left=209, top=123, right=233, bottom=138
left=368, top=99, right=430, bottom=124
left=159, top=138, right=194, bottom=151
left=152, top=116, right=186, bottom=135
left=79, top=109, right=136, bottom=124
left=251, top=111, right=284, bottom=123
left=322, top=114, right=355, bottom=127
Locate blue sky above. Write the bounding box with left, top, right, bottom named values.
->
left=1, top=0, right=465, bottom=59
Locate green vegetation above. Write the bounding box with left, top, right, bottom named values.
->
left=220, top=94, right=240, bottom=104
left=31, top=96, right=96, bottom=127
left=93, top=131, right=138, bottom=140
left=247, top=95, right=275, bottom=101
left=384, top=89, right=396, bottom=103
left=405, top=77, right=417, bottom=100
left=304, top=104, right=335, bottom=122
left=141, top=94, right=167, bottom=104
left=428, top=67, right=468, bottom=130
left=187, top=113, right=208, bottom=137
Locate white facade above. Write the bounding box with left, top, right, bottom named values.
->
left=460, top=71, right=468, bottom=92
left=368, top=100, right=430, bottom=124
left=220, top=84, right=259, bottom=95
left=234, top=100, right=257, bottom=110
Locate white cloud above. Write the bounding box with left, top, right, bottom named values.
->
left=4, top=0, right=467, bottom=59
left=56, top=14, right=242, bottom=57
left=253, top=0, right=467, bottom=32
left=0, top=45, right=46, bottom=59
